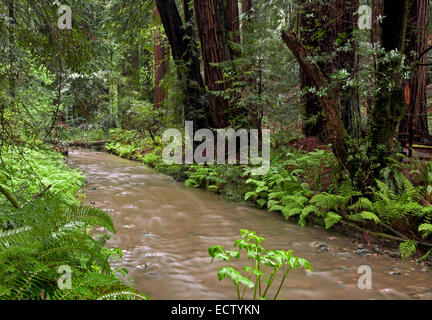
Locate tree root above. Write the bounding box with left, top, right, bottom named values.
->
left=340, top=220, right=432, bottom=248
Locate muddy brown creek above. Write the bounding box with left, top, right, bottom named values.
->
left=69, top=148, right=432, bottom=300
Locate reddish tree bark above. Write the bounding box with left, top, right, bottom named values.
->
left=242, top=0, right=253, bottom=36
left=154, top=5, right=169, bottom=109
left=282, top=31, right=348, bottom=163
left=398, top=0, right=431, bottom=145
left=155, top=0, right=211, bottom=129
left=299, top=0, right=359, bottom=139
left=226, top=0, right=240, bottom=58
left=194, top=0, right=231, bottom=128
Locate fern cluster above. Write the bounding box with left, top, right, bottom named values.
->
left=0, top=196, right=147, bottom=300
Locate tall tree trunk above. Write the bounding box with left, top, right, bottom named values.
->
left=299, top=0, right=359, bottom=139
left=298, top=2, right=326, bottom=138
left=155, top=0, right=211, bottom=129
left=8, top=0, right=16, bottom=99
left=398, top=0, right=431, bottom=145
left=240, top=0, right=261, bottom=129
left=194, top=0, right=231, bottom=128
left=154, top=5, right=169, bottom=109
left=282, top=31, right=348, bottom=163
left=336, top=0, right=360, bottom=138
left=369, top=0, right=409, bottom=163
left=242, top=0, right=253, bottom=37
left=225, top=0, right=240, bottom=58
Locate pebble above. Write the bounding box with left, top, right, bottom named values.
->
left=355, top=249, right=371, bottom=257
left=309, top=241, right=320, bottom=248
left=317, top=243, right=329, bottom=253
left=388, top=268, right=401, bottom=276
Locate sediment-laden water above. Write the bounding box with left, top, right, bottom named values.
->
left=69, top=148, right=432, bottom=300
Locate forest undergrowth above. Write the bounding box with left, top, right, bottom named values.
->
left=0, top=143, right=148, bottom=300
left=78, top=128, right=432, bottom=263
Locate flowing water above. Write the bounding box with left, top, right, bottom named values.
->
left=69, top=148, right=432, bottom=300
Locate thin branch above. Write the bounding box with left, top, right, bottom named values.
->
left=32, top=184, right=52, bottom=201
left=418, top=45, right=432, bottom=60
left=378, top=222, right=408, bottom=240
left=340, top=220, right=432, bottom=248
left=0, top=184, right=20, bottom=209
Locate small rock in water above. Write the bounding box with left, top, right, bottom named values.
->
left=355, top=249, right=370, bottom=257
left=136, top=264, right=149, bottom=270
left=317, top=243, right=329, bottom=253
left=89, top=201, right=96, bottom=205
left=388, top=268, right=401, bottom=276
left=379, top=288, right=395, bottom=295
left=309, top=241, right=320, bottom=248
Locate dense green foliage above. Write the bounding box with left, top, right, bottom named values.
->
left=0, top=0, right=431, bottom=300
left=101, top=129, right=432, bottom=260
left=209, top=229, right=312, bottom=300
left=0, top=145, right=146, bottom=300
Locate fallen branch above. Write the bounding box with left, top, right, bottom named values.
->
left=0, top=184, right=21, bottom=209
left=378, top=222, right=408, bottom=240
left=45, top=140, right=110, bottom=147
left=32, top=184, right=52, bottom=201
left=340, top=220, right=432, bottom=248
left=280, top=30, right=348, bottom=163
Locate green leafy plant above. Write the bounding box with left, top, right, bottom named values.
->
left=0, top=197, right=148, bottom=300
left=208, top=230, right=311, bottom=300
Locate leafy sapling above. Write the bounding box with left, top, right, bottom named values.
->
left=208, top=229, right=312, bottom=300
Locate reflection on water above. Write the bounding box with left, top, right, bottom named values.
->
left=69, top=149, right=432, bottom=300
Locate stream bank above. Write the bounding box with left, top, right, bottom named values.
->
left=69, top=148, right=432, bottom=300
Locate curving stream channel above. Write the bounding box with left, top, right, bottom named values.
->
left=69, top=148, right=432, bottom=300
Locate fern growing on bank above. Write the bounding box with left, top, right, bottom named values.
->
left=0, top=196, right=147, bottom=300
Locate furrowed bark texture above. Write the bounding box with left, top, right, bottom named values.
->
left=370, top=0, right=409, bottom=160
left=225, top=0, right=240, bottom=58
left=398, top=0, right=431, bottom=145
left=154, top=5, right=169, bottom=109
left=194, top=0, right=231, bottom=128
left=299, top=0, right=359, bottom=139
left=153, top=31, right=169, bottom=109
left=282, top=31, right=348, bottom=163
left=155, top=0, right=211, bottom=129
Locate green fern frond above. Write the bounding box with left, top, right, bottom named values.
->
left=65, top=206, right=116, bottom=234
left=399, top=240, right=417, bottom=260
left=97, top=291, right=149, bottom=300
left=348, top=211, right=380, bottom=224
left=324, top=212, right=342, bottom=229
left=419, top=223, right=432, bottom=239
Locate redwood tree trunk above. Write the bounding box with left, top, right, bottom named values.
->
left=155, top=0, right=211, bottom=129
left=299, top=0, right=359, bottom=139
left=282, top=31, right=348, bottom=163
left=194, top=0, right=231, bottom=128
left=369, top=0, right=409, bottom=163
left=9, top=0, right=16, bottom=99
left=225, top=0, right=240, bottom=58
left=398, top=0, right=431, bottom=145
left=154, top=5, right=169, bottom=109
left=242, top=0, right=253, bottom=37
